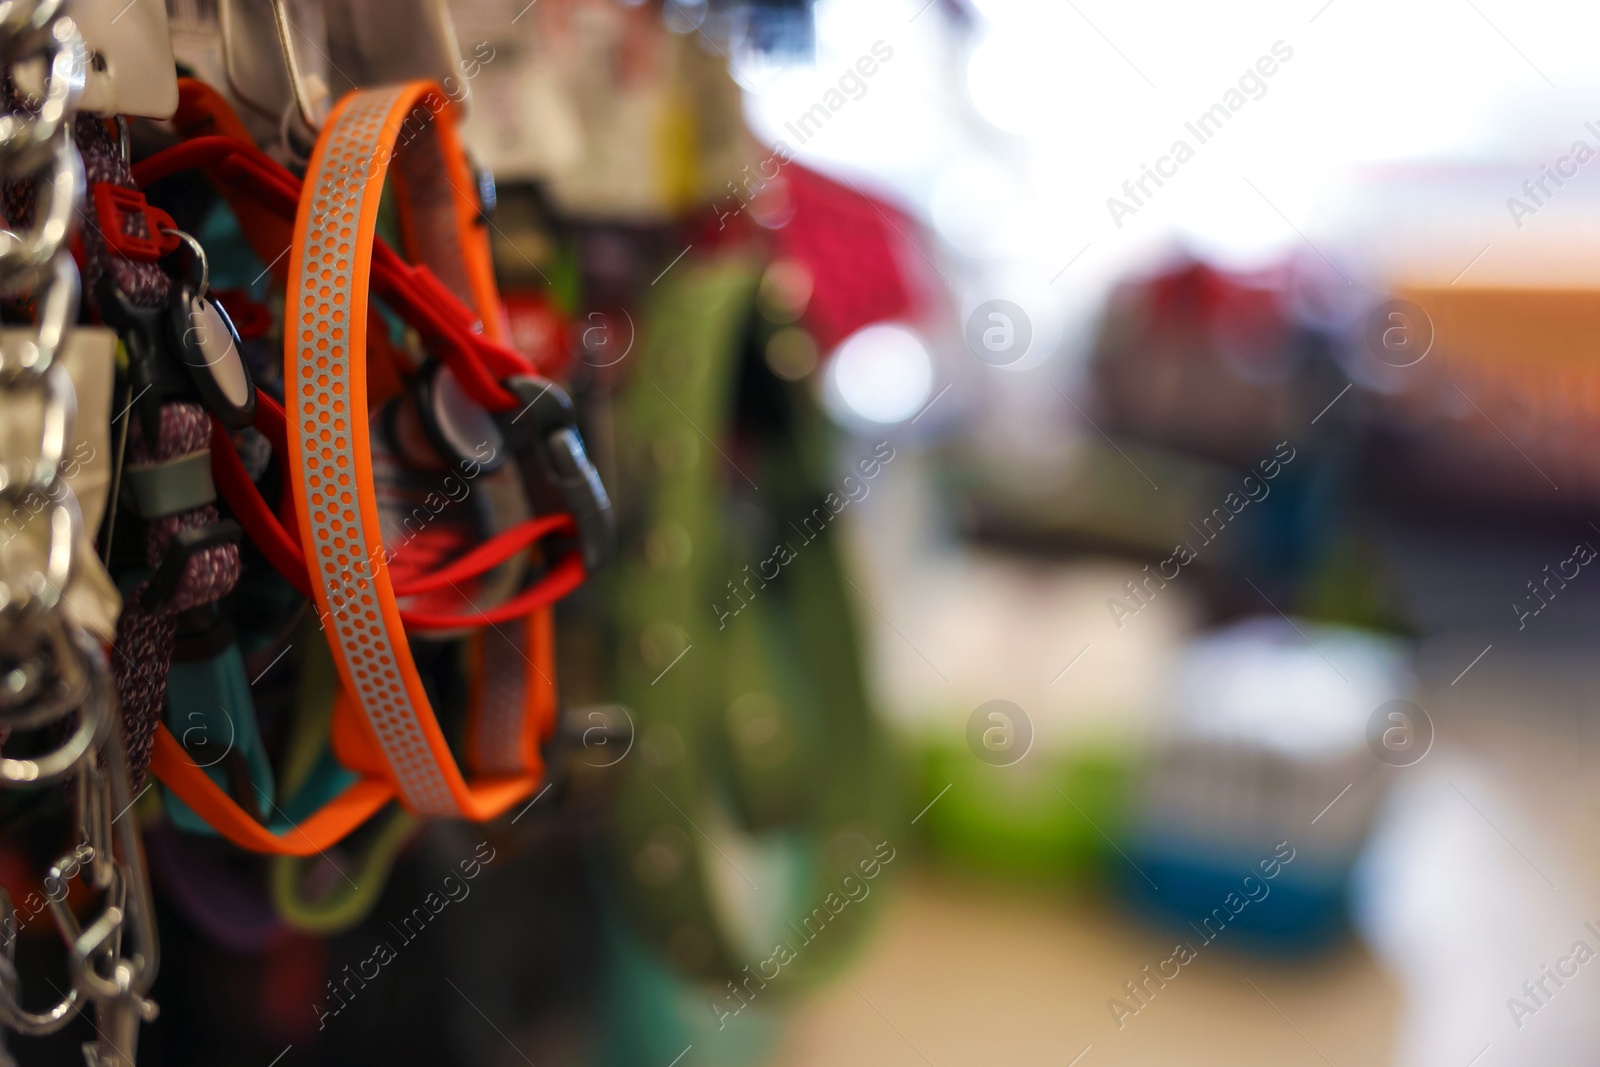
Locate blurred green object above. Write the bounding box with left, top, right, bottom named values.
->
left=1297, top=531, right=1414, bottom=636
left=603, top=252, right=896, bottom=997
left=914, top=739, right=1132, bottom=882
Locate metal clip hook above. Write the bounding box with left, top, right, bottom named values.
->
left=270, top=0, right=327, bottom=133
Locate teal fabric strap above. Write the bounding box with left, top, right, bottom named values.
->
left=162, top=643, right=277, bottom=834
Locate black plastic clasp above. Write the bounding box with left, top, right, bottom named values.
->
left=97, top=275, right=260, bottom=438
left=533, top=703, right=635, bottom=814
left=95, top=275, right=188, bottom=446
left=496, top=376, right=615, bottom=573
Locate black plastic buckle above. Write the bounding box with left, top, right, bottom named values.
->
left=141, top=519, right=242, bottom=612
left=95, top=275, right=189, bottom=446
left=533, top=703, right=635, bottom=815
left=96, top=275, right=258, bottom=438
left=409, top=365, right=614, bottom=572
left=496, top=376, right=615, bottom=572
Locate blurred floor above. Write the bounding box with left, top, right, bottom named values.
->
left=752, top=646, right=1600, bottom=1067
left=786, top=477, right=1600, bottom=1067
left=771, top=871, right=1398, bottom=1066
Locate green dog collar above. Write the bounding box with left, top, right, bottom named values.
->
left=604, top=254, right=895, bottom=996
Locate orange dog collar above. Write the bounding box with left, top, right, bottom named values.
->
left=287, top=81, right=552, bottom=820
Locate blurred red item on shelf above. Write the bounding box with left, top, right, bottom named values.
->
left=1093, top=256, right=1299, bottom=464
left=692, top=159, right=923, bottom=354
left=502, top=290, right=571, bottom=377
left=773, top=164, right=921, bottom=352
left=256, top=934, right=329, bottom=1042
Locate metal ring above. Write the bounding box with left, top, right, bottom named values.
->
left=0, top=616, right=87, bottom=732
left=0, top=9, right=86, bottom=175
left=0, top=0, right=71, bottom=46
left=0, top=257, right=77, bottom=383
left=0, top=947, right=81, bottom=1035
left=160, top=227, right=208, bottom=294
left=30, top=250, right=77, bottom=373
left=0, top=648, right=45, bottom=709
left=0, top=678, right=99, bottom=785
left=0, top=122, right=82, bottom=294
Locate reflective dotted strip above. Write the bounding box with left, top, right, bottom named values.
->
left=291, top=86, right=459, bottom=816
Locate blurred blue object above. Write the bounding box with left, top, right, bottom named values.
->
left=1120, top=617, right=1415, bottom=952
left=1122, top=838, right=1350, bottom=953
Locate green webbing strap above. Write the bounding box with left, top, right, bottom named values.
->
left=269, top=807, right=415, bottom=934
left=269, top=625, right=415, bottom=934
left=277, top=617, right=349, bottom=807
left=606, top=255, right=893, bottom=995
left=124, top=450, right=218, bottom=519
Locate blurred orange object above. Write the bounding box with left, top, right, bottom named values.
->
left=1370, top=284, right=1600, bottom=509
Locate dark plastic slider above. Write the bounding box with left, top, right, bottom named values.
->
left=171, top=605, right=237, bottom=662
left=123, top=450, right=216, bottom=519
left=412, top=360, right=507, bottom=473
left=497, top=374, right=577, bottom=445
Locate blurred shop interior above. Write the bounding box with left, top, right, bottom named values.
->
left=5, top=0, right=1600, bottom=1066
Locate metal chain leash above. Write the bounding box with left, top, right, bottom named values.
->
left=0, top=3, right=158, bottom=1065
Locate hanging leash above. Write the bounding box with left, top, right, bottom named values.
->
left=132, top=82, right=608, bottom=852
left=604, top=253, right=892, bottom=996
left=80, top=108, right=244, bottom=791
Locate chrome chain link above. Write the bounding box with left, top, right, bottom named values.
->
left=0, top=3, right=158, bottom=1065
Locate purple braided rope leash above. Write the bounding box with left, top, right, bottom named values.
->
left=0, top=93, right=243, bottom=790
left=110, top=403, right=241, bottom=787
left=76, top=115, right=169, bottom=306
left=65, top=118, right=243, bottom=788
